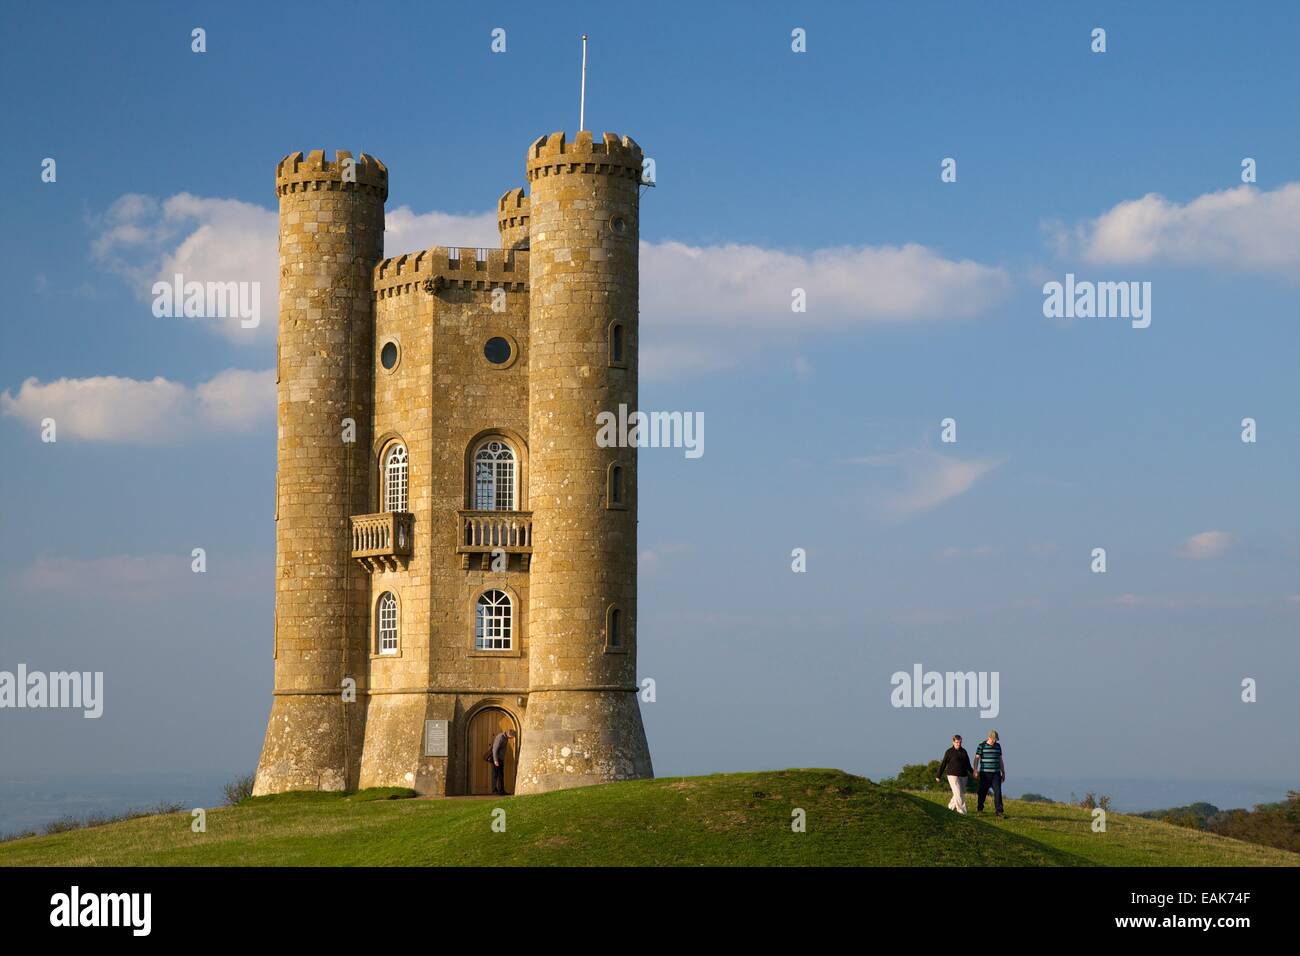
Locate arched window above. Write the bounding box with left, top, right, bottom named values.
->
left=377, top=591, right=399, bottom=655
left=384, top=444, right=408, bottom=512
left=474, top=440, right=516, bottom=511
left=475, top=589, right=513, bottom=651
left=609, top=607, right=622, bottom=647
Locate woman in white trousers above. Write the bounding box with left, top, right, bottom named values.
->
left=935, top=734, right=973, bottom=814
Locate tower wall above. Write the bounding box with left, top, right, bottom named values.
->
left=358, top=247, right=532, bottom=795
left=254, top=149, right=387, bottom=795
left=514, top=131, right=653, bottom=793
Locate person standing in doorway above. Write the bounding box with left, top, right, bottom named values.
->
left=935, top=734, right=972, bottom=814
left=491, top=728, right=516, bottom=795
left=975, top=730, right=1006, bottom=817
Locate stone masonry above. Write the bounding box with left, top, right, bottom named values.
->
left=253, top=132, right=653, bottom=797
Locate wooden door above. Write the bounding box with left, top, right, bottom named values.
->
left=468, top=708, right=518, bottom=795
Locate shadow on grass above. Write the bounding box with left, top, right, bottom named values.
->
left=901, top=792, right=1093, bottom=866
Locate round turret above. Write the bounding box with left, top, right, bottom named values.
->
left=254, top=149, right=387, bottom=795
left=514, top=131, right=653, bottom=793
left=497, top=187, right=530, bottom=250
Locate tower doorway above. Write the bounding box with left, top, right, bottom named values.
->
left=468, top=707, right=518, bottom=795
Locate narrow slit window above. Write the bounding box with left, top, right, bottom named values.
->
left=610, top=323, right=625, bottom=364
left=609, top=464, right=624, bottom=506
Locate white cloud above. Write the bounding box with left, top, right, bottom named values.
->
left=847, top=448, right=1003, bottom=519
left=0, top=369, right=273, bottom=443
left=193, top=369, right=276, bottom=430
left=384, top=206, right=499, bottom=253
left=91, top=194, right=499, bottom=344
left=639, top=240, right=1010, bottom=380
left=1176, top=530, right=1236, bottom=560
left=642, top=241, right=1008, bottom=326
left=90, top=192, right=1010, bottom=377
left=1059, top=182, right=1300, bottom=278
left=92, top=193, right=279, bottom=343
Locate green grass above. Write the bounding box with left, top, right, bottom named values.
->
left=910, top=790, right=1297, bottom=866
left=0, top=770, right=1294, bottom=867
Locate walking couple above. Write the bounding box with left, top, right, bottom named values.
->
left=936, top=731, right=1006, bottom=817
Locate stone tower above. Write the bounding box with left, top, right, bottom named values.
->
left=254, top=150, right=387, bottom=795
left=253, top=132, right=653, bottom=798
left=513, top=131, right=654, bottom=793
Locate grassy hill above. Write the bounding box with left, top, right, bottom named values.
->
left=0, top=769, right=1294, bottom=867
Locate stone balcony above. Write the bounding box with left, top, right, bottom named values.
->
left=350, top=511, right=414, bottom=572
left=458, top=509, right=533, bottom=570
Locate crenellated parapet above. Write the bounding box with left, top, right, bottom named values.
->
left=497, top=187, right=530, bottom=250
left=373, top=246, right=529, bottom=299
left=526, top=131, right=643, bottom=182
left=276, top=149, right=389, bottom=200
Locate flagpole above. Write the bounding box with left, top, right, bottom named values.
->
left=579, top=34, right=588, bottom=132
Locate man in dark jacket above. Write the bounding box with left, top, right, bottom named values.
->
left=975, top=730, right=1006, bottom=817
left=490, top=728, right=516, bottom=795
left=935, top=735, right=973, bottom=814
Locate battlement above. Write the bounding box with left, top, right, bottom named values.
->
left=497, top=188, right=530, bottom=250
left=498, top=187, right=530, bottom=224
left=373, top=246, right=529, bottom=299
left=526, top=131, right=643, bottom=182
left=276, top=149, right=389, bottom=200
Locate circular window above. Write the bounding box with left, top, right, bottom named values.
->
left=484, top=337, right=512, bottom=365
left=610, top=215, right=628, bottom=236
left=380, top=340, right=399, bottom=370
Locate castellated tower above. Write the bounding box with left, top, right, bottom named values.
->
left=513, top=131, right=654, bottom=793
left=253, top=131, right=652, bottom=798
left=254, top=150, right=387, bottom=795
left=497, top=187, right=530, bottom=251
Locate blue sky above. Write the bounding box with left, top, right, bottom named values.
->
left=1, top=1, right=1298, bottom=817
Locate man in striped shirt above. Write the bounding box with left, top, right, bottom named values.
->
left=975, top=730, right=1006, bottom=816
